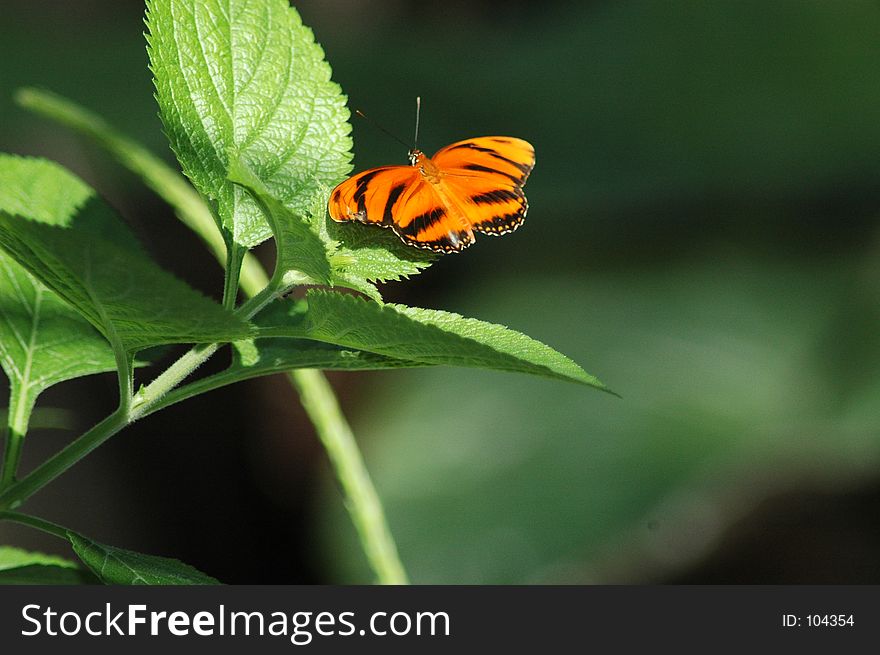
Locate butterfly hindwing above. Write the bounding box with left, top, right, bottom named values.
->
left=390, top=181, right=475, bottom=253
left=441, top=176, right=527, bottom=237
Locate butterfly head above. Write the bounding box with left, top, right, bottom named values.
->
left=408, top=149, right=424, bottom=166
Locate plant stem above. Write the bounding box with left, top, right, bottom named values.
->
left=222, top=241, right=246, bottom=310
left=0, top=343, right=221, bottom=510
left=114, top=347, right=134, bottom=417
left=0, top=409, right=128, bottom=511
left=0, top=432, right=23, bottom=491
left=0, top=510, right=70, bottom=540
left=236, top=283, right=280, bottom=320
left=0, top=387, right=35, bottom=491
left=129, top=343, right=220, bottom=421
left=292, top=369, right=408, bottom=584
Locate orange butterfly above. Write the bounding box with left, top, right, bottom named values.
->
left=328, top=116, right=535, bottom=253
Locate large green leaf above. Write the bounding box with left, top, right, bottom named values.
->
left=68, top=532, right=220, bottom=585
left=0, top=250, right=118, bottom=428
left=0, top=155, right=251, bottom=352
left=146, top=0, right=352, bottom=248
left=260, top=290, right=607, bottom=388
left=0, top=545, right=97, bottom=585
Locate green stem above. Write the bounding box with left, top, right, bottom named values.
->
left=0, top=343, right=221, bottom=510
left=114, top=347, right=134, bottom=417
left=0, top=409, right=128, bottom=511
left=236, top=283, right=280, bottom=320
left=0, top=432, right=24, bottom=492
left=0, top=510, right=70, bottom=540
left=292, top=369, right=408, bottom=584
left=222, top=241, right=246, bottom=310
left=0, top=387, right=35, bottom=490
left=129, top=343, right=219, bottom=421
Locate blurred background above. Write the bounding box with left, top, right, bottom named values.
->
left=1, top=0, right=880, bottom=583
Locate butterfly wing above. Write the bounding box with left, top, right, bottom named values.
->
left=433, top=137, right=535, bottom=187
left=328, top=164, right=475, bottom=253
left=328, top=165, right=419, bottom=226
left=433, top=137, right=535, bottom=236
left=440, top=175, right=528, bottom=237
left=391, top=181, right=475, bottom=253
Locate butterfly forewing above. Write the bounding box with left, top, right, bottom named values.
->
left=391, top=180, right=475, bottom=253
left=328, top=166, right=418, bottom=225
left=432, top=137, right=535, bottom=187
left=440, top=176, right=527, bottom=237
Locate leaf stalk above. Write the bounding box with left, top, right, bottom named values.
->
left=0, top=388, right=35, bottom=490
left=0, top=510, right=70, bottom=540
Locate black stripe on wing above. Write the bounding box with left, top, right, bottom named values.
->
left=395, top=207, right=447, bottom=237
left=382, top=182, right=408, bottom=225
left=446, top=142, right=534, bottom=177
left=462, top=163, right=521, bottom=185
left=470, top=188, right=528, bottom=237
left=469, top=188, right=521, bottom=205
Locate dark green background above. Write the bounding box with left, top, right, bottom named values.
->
left=1, top=0, right=879, bottom=583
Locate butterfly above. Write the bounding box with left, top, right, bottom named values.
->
left=328, top=136, right=536, bottom=253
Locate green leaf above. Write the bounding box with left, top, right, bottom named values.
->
left=260, top=290, right=608, bottom=388
left=0, top=155, right=251, bottom=352
left=0, top=545, right=97, bottom=585
left=0, top=156, right=92, bottom=225
left=68, top=532, right=220, bottom=585
left=146, top=1, right=434, bottom=294
left=227, top=158, right=332, bottom=285
left=0, top=565, right=97, bottom=585
left=0, top=544, right=78, bottom=569
left=0, top=250, right=118, bottom=425
left=328, top=219, right=436, bottom=286
left=234, top=301, right=425, bottom=373
left=146, top=0, right=352, bottom=249
left=148, top=302, right=430, bottom=414
left=229, top=337, right=424, bottom=377
left=305, top=190, right=436, bottom=302
left=14, top=87, right=271, bottom=300
left=151, top=339, right=425, bottom=413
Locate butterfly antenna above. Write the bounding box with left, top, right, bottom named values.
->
left=354, top=109, right=410, bottom=150
left=413, top=96, right=421, bottom=150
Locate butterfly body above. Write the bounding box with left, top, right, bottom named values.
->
left=328, top=137, right=535, bottom=253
